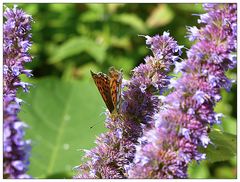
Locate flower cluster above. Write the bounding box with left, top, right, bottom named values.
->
left=127, top=3, right=237, bottom=178
left=74, top=32, right=183, bottom=178
left=3, top=5, right=33, bottom=179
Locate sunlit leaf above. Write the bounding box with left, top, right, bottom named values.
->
left=49, top=37, right=107, bottom=64
left=146, top=4, right=174, bottom=28
left=87, top=4, right=104, bottom=13
left=48, top=4, right=73, bottom=12
left=80, top=11, right=103, bottom=22
left=107, top=4, right=125, bottom=13
left=80, top=4, right=105, bottom=22
left=214, top=116, right=236, bottom=135
left=112, top=13, right=146, bottom=33
left=110, top=36, right=131, bottom=50
left=173, top=4, right=203, bottom=13
left=214, top=166, right=236, bottom=178
left=188, top=161, right=210, bottom=179
left=19, top=77, right=107, bottom=178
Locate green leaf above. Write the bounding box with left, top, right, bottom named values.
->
left=110, top=36, right=131, bottom=50
left=87, top=4, right=105, bottom=13
left=107, top=55, right=134, bottom=75
left=214, top=116, right=236, bottom=135
left=49, top=37, right=107, bottom=64
left=146, top=4, right=174, bottom=28
left=112, top=13, right=146, bottom=33
left=188, top=161, right=210, bottom=178
left=79, top=4, right=105, bottom=22
left=200, top=130, right=236, bottom=163
left=80, top=11, right=102, bottom=22
left=173, top=4, right=204, bottom=13
left=19, top=77, right=107, bottom=178
left=107, top=4, right=125, bottom=13
left=214, top=166, right=236, bottom=178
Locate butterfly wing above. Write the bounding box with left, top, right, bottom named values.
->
left=91, top=70, right=115, bottom=113
left=109, top=67, right=123, bottom=111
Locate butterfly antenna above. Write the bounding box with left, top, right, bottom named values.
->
left=90, top=111, right=106, bottom=129
left=90, top=121, right=101, bottom=129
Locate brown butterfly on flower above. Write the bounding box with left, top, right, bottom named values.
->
left=90, top=67, right=123, bottom=114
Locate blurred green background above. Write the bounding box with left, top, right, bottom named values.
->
left=4, top=3, right=236, bottom=179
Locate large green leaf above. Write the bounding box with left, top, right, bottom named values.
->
left=19, top=77, right=107, bottom=178
left=173, top=4, right=203, bottom=13
left=146, top=4, right=174, bottom=28
left=112, top=13, right=146, bottom=33
left=188, top=161, right=210, bottom=179
left=200, top=130, right=237, bottom=163
left=49, top=37, right=107, bottom=64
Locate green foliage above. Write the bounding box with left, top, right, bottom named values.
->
left=49, top=37, right=107, bottom=64
left=188, top=161, right=210, bottom=178
left=19, top=77, right=107, bottom=178
left=112, top=13, right=146, bottom=33
left=146, top=4, right=174, bottom=28
left=200, top=130, right=236, bottom=163
left=10, top=3, right=204, bottom=77
left=188, top=130, right=237, bottom=179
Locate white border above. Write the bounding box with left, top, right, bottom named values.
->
left=1, top=1, right=239, bottom=181
left=2, top=0, right=239, bottom=3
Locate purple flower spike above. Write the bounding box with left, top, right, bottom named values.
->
left=128, top=3, right=236, bottom=178
left=74, top=32, right=183, bottom=179
left=3, top=5, right=33, bottom=179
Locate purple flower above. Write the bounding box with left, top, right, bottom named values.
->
left=3, top=5, right=33, bottom=179
left=74, top=32, right=183, bottom=178
left=128, top=3, right=236, bottom=178
left=186, top=26, right=199, bottom=41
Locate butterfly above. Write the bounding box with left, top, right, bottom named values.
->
left=90, top=67, right=123, bottom=114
